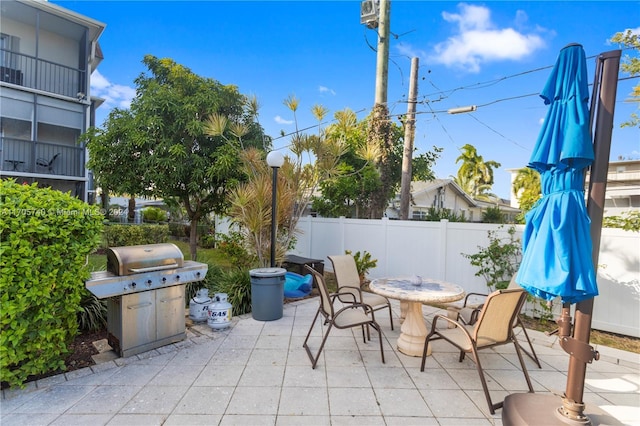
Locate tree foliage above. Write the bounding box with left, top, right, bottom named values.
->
left=610, top=29, right=640, bottom=128
left=225, top=98, right=343, bottom=267
left=454, top=144, right=501, bottom=201
left=84, top=55, right=265, bottom=260
left=312, top=109, right=441, bottom=218
left=512, top=167, right=541, bottom=223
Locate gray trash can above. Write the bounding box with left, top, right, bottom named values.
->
left=250, top=268, right=286, bottom=321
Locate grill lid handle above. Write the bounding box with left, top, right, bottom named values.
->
left=128, top=263, right=180, bottom=274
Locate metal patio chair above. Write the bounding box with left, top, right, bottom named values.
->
left=36, top=153, right=60, bottom=174
left=421, top=288, right=535, bottom=415
left=302, top=264, right=385, bottom=369
left=449, top=276, right=541, bottom=368
left=328, top=254, right=394, bottom=330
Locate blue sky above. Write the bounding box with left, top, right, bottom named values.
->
left=54, top=0, right=639, bottom=199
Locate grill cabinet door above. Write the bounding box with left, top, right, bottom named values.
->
left=121, top=291, right=155, bottom=351
left=156, top=285, right=185, bottom=340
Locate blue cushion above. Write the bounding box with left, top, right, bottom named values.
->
left=284, top=272, right=313, bottom=298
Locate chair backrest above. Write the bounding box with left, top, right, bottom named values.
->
left=328, top=255, right=362, bottom=302
left=473, top=288, right=526, bottom=346
left=329, top=254, right=362, bottom=286
left=305, top=265, right=334, bottom=319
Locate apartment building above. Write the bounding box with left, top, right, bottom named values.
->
left=0, top=0, right=105, bottom=202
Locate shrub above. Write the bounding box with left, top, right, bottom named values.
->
left=214, top=268, right=252, bottom=316
left=77, top=292, right=107, bottom=331
left=142, top=206, right=167, bottom=223
left=482, top=205, right=506, bottom=224
left=345, top=249, right=377, bottom=285
left=216, top=231, right=255, bottom=269
left=603, top=211, right=640, bottom=232
left=199, top=232, right=216, bottom=249
left=0, top=180, right=104, bottom=387
left=168, top=221, right=189, bottom=238
left=423, top=207, right=466, bottom=222
left=462, top=225, right=521, bottom=291
left=103, top=224, right=169, bottom=247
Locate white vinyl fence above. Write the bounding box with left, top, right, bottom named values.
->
left=216, top=216, right=640, bottom=338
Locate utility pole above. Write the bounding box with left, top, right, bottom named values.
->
left=374, top=0, right=390, bottom=108
left=399, top=57, right=419, bottom=220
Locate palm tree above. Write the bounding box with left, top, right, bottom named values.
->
left=512, top=167, right=541, bottom=222
left=454, top=144, right=501, bottom=200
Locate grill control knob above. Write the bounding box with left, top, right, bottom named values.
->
left=146, top=280, right=152, bottom=287
left=176, top=275, right=181, bottom=281
left=131, top=282, right=137, bottom=288
left=162, top=277, right=167, bottom=282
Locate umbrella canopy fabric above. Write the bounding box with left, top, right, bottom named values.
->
left=517, top=43, right=598, bottom=304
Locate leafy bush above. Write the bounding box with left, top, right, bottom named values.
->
left=142, top=206, right=167, bottom=223
left=199, top=232, right=216, bottom=249
left=462, top=225, right=521, bottom=291
left=168, top=221, right=189, bottom=238
left=216, top=231, right=256, bottom=269
left=214, top=268, right=252, bottom=316
left=482, top=205, right=506, bottom=224
left=345, top=250, right=377, bottom=284
left=0, top=180, right=103, bottom=387
left=603, top=211, right=640, bottom=232
left=423, top=207, right=467, bottom=222
left=103, top=224, right=169, bottom=247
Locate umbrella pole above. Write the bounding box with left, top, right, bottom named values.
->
left=503, top=48, right=621, bottom=425
left=563, top=48, right=621, bottom=421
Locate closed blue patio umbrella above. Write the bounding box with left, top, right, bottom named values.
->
left=516, top=43, right=598, bottom=304
left=505, top=45, right=622, bottom=425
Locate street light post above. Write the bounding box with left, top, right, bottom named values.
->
left=266, top=151, right=285, bottom=268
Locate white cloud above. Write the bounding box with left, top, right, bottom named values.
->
left=319, top=85, right=336, bottom=95
left=90, top=70, right=136, bottom=109
left=274, top=115, right=294, bottom=125
left=429, top=3, right=545, bottom=73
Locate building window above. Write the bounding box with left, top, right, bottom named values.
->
left=412, top=209, right=427, bottom=220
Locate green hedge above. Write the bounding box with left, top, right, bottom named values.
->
left=0, top=180, right=104, bottom=387
left=103, top=223, right=169, bottom=247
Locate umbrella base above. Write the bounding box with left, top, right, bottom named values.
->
left=503, top=393, right=617, bottom=426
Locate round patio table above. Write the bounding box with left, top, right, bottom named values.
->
left=369, top=277, right=465, bottom=357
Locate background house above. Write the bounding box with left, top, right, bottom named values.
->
left=385, top=179, right=517, bottom=222
left=0, top=0, right=105, bottom=202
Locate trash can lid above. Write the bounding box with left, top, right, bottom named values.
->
left=249, top=267, right=287, bottom=277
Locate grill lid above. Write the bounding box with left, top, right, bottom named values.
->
left=106, top=243, right=184, bottom=276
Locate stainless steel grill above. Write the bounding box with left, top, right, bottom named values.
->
left=85, top=243, right=208, bottom=357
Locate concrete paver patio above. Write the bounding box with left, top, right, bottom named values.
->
left=1, top=298, right=638, bottom=425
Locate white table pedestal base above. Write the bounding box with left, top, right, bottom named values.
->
left=397, top=301, right=431, bottom=357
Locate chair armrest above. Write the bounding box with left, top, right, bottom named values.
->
left=431, top=313, right=462, bottom=331
left=339, top=285, right=364, bottom=302
left=335, top=302, right=377, bottom=321
left=462, top=292, right=488, bottom=308
left=430, top=314, right=474, bottom=342
left=330, top=291, right=359, bottom=304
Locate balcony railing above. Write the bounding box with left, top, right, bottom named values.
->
left=1, top=49, right=85, bottom=98
left=0, top=137, right=84, bottom=177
